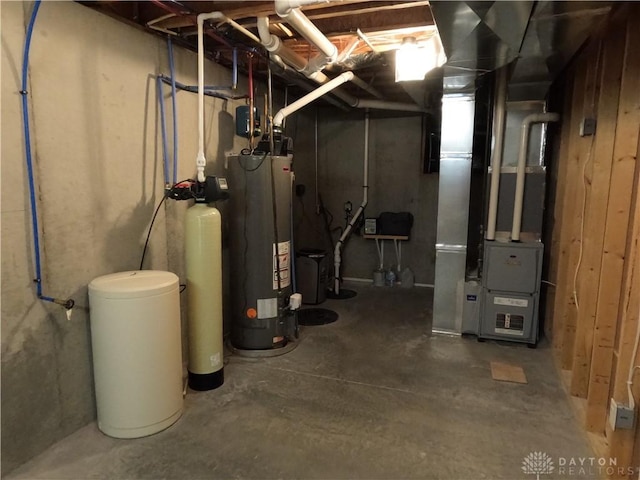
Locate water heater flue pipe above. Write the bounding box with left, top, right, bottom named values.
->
left=511, top=112, right=560, bottom=241
left=273, top=71, right=355, bottom=127
left=334, top=110, right=370, bottom=294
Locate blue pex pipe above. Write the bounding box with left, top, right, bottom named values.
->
left=157, top=76, right=171, bottom=185
left=20, top=0, right=54, bottom=303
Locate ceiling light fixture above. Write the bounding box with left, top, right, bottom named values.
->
left=395, top=35, right=446, bottom=82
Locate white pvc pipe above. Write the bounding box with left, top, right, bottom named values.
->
left=275, top=0, right=327, bottom=13
left=357, top=28, right=376, bottom=52
left=336, top=37, right=360, bottom=63
left=224, top=17, right=261, bottom=44
left=511, top=112, right=560, bottom=241
left=334, top=110, right=370, bottom=294
left=197, top=13, right=225, bottom=182
left=280, top=7, right=338, bottom=63
left=275, top=0, right=338, bottom=63
left=486, top=66, right=508, bottom=241
left=257, top=17, right=420, bottom=113
left=257, top=17, right=308, bottom=72
left=273, top=71, right=354, bottom=127
left=196, top=11, right=262, bottom=182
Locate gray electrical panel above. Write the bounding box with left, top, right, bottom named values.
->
left=480, top=240, right=543, bottom=345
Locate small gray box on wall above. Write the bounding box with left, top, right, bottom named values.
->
left=462, top=280, right=481, bottom=335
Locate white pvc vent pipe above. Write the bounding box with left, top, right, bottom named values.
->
left=511, top=112, right=560, bottom=241
left=334, top=110, right=370, bottom=294
left=257, top=13, right=421, bottom=113
left=276, top=0, right=338, bottom=64
left=273, top=71, right=355, bottom=127
left=486, top=66, right=508, bottom=241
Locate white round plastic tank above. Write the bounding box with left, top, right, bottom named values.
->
left=88, top=270, right=183, bottom=438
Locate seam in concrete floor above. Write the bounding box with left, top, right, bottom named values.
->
left=5, top=284, right=597, bottom=480
left=258, top=365, right=418, bottom=395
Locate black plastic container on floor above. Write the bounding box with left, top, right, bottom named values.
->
left=296, top=248, right=328, bottom=305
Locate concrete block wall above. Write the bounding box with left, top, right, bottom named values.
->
left=0, top=1, right=252, bottom=474
left=1, top=1, right=435, bottom=473
left=291, top=108, right=438, bottom=285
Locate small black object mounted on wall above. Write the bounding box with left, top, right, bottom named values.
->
left=377, top=212, right=414, bottom=237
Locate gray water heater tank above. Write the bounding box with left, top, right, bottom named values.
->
left=227, top=153, right=297, bottom=350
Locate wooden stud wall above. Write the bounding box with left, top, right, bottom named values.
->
left=545, top=4, right=640, bottom=477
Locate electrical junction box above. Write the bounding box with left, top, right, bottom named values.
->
left=609, top=398, right=635, bottom=430
left=364, top=218, right=377, bottom=235
left=580, top=117, right=597, bottom=137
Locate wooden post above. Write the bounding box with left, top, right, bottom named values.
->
left=547, top=74, right=575, bottom=355
left=606, top=155, right=640, bottom=477
left=554, top=41, right=603, bottom=370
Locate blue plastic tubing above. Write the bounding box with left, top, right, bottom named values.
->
left=157, top=76, right=171, bottom=185
left=20, top=0, right=55, bottom=303
left=167, top=37, right=178, bottom=184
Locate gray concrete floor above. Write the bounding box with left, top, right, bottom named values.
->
left=8, top=283, right=595, bottom=479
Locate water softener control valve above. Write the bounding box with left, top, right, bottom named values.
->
left=167, top=176, right=229, bottom=203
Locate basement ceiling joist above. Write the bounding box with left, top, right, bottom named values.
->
left=77, top=0, right=440, bottom=106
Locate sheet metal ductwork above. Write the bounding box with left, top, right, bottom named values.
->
left=430, top=0, right=612, bottom=100
left=431, top=1, right=612, bottom=334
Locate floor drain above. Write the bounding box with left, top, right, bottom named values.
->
left=326, top=288, right=357, bottom=300
left=298, top=308, right=339, bottom=326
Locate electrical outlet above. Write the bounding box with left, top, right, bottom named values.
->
left=609, top=398, right=635, bottom=430
left=579, top=117, right=597, bottom=137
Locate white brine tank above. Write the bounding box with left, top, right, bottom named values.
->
left=88, top=270, right=183, bottom=438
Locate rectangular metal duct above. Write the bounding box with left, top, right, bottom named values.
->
left=430, top=1, right=612, bottom=100
left=433, top=91, right=475, bottom=333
